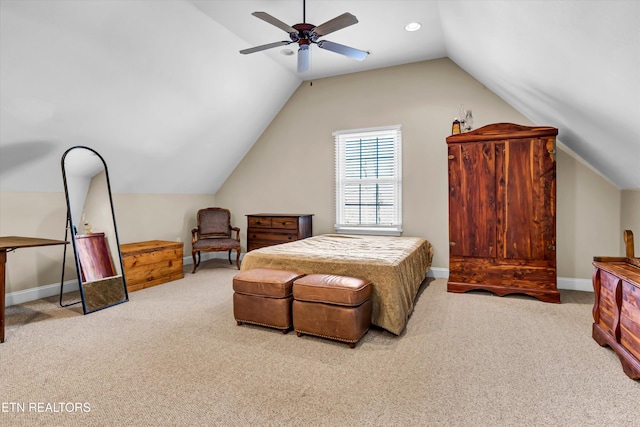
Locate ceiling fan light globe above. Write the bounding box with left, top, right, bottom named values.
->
left=298, top=44, right=310, bottom=73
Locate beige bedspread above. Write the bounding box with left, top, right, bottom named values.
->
left=240, top=234, right=434, bottom=335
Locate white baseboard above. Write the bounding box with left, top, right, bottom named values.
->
left=557, top=277, right=593, bottom=292
left=5, top=280, right=80, bottom=307
left=5, top=263, right=592, bottom=308
left=427, top=267, right=450, bottom=279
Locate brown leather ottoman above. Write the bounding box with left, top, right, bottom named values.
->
left=233, top=268, right=304, bottom=334
left=293, top=274, right=372, bottom=348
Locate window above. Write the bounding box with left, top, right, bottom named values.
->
left=334, top=125, right=402, bottom=235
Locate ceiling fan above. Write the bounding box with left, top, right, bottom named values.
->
left=239, top=0, right=369, bottom=73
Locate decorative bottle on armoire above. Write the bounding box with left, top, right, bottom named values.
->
left=446, top=123, right=560, bottom=303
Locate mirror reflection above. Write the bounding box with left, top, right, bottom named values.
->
left=61, top=146, right=128, bottom=313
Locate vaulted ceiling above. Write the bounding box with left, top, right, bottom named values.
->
left=1, top=0, right=638, bottom=194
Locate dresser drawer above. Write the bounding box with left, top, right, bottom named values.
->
left=271, top=217, right=299, bottom=230
left=249, top=231, right=297, bottom=243
left=248, top=217, right=272, bottom=228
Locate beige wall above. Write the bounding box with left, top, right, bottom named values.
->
left=215, top=58, right=622, bottom=280
left=112, top=193, right=215, bottom=246
left=621, top=189, right=640, bottom=255
left=0, top=192, right=70, bottom=293
left=0, top=191, right=214, bottom=294
left=555, top=148, right=621, bottom=277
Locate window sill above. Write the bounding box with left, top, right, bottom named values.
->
left=334, top=226, right=402, bottom=237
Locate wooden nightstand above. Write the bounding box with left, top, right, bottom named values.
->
left=246, top=214, right=313, bottom=251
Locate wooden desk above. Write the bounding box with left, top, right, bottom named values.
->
left=0, top=236, right=68, bottom=343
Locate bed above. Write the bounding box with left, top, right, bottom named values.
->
left=240, top=234, right=434, bottom=335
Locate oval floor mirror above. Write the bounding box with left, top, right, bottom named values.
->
left=61, top=146, right=128, bottom=314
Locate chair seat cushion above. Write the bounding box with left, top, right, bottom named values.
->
left=233, top=268, right=303, bottom=298
left=293, top=274, right=372, bottom=306
left=193, top=238, right=240, bottom=250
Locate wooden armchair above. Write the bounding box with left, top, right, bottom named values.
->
left=191, top=208, right=241, bottom=273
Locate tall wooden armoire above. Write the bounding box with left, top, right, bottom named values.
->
left=446, top=123, right=559, bottom=303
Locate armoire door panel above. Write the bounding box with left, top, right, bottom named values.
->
left=502, top=138, right=556, bottom=261
left=535, top=137, right=557, bottom=262
left=448, top=143, right=496, bottom=258
left=503, top=139, right=536, bottom=259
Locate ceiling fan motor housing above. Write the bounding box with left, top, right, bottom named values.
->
left=290, top=23, right=316, bottom=46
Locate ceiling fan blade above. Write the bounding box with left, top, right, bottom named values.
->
left=298, top=45, right=310, bottom=73
left=240, top=40, right=291, bottom=55
left=312, top=13, right=358, bottom=37
left=252, top=11, right=298, bottom=33
left=317, top=40, right=368, bottom=61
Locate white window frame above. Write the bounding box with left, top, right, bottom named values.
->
left=333, top=125, right=402, bottom=236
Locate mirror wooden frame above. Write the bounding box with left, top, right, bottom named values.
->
left=61, top=146, right=128, bottom=314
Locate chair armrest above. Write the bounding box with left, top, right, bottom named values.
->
left=191, top=227, right=198, bottom=244
left=231, top=226, right=240, bottom=241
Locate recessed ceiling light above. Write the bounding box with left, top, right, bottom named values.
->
left=405, top=22, right=422, bottom=32
left=281, top=49, right=294, bottom=56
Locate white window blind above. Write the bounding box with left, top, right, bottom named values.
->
left=334, top=125, right=402, bottom=235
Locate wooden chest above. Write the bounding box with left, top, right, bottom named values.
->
left=246, top=214, right=313, bottom=251
left=120, top=240, right=184, bottom=292
left=592, top=231, right=640, bottom=380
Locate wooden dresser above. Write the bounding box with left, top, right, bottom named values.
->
left=446, top=123, right=559, bottom=303
left=120, top=240, right=184, bottom=292
left=246, top=214, right=313, bottom=251
left=592, top=230, right=640, bottom=380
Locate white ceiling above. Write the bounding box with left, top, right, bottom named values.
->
left=0, top=0, right=638, bottom=194
left=191, top=0, right=447, bottom=79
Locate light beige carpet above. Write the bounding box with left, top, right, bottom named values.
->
left=2, top=259, right=639, bottom=426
